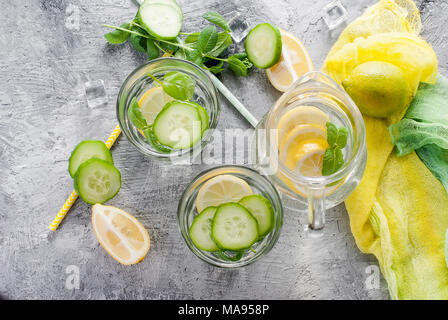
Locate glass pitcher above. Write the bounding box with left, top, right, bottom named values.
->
left=252, top=71, right=367, bottom=234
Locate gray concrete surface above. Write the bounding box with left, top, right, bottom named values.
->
left=1, top=0, right=447, bottom=300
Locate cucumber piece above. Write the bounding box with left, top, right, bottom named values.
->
left=68, top=140, right=113, bottom=178
left=74, top=158, right=121, bottom=205
left=244, top=23, right=282, bottom=69
left=153, top=101, right=203, bottom=149
left=137, top=2, right=183, bottom=40
left=239, top=195, right=275, bottom=237
left=216, top=250, right=244, bottom=261
left=211, top=203, right=259, bottom=251
left=189, top=206, right=218, bottom=252
left=144, top=0, right=180, bottom=8
left=186, top=101, right=209, bottom=134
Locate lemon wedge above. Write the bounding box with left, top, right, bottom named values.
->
left=196, top=175, right=253, bottom=212
left=276, top=106, right=329, bottom=147
left=92, top=204, right=151, bottom=265
left=266, top=29, right=313, bottom=92
left=139, top=86, right=174, bottom=125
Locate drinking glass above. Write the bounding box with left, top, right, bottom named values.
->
left=117, top=58, right=220, bottom=162
left=177, top=165, right=283, bottom=267
left=252, top=71, right=366, bottom=234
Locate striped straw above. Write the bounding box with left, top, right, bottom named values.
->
left=49, top=125, right=122, bottom=232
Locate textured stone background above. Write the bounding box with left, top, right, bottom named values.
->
left=1, top=0, right=447, bottom=300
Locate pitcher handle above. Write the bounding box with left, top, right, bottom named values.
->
left=306, top=186, right=326, bottom=236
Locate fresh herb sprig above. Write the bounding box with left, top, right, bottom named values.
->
left=322, top=122, right=348, bottom=176
left=103, top=11, right=253, bottom=76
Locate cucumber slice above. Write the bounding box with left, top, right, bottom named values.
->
left=153, top=101, right=203, bottom=149
left=186, top=101, right=209, bottom=134
left=216, top=250, right=244, bottom=261
left=189, top=206, right=218, bottom=252
left=68, top=140, right=113, bottom=178
left=244, top=23, right=282, bottom=69
left=211, top=203, right=259, bottom=251
left=74, top=158, right=121, bottom=205
left=239, top=195, right=275, bottom=237
left=144, top=0, right=180, bottom=8
left=137, top=2, right=183, bottom=40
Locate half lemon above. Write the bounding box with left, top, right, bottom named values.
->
left=92, top=204, right=151, bottom=265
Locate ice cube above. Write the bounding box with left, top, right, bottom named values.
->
left=84, top=79, right=107, bottom=108
left=226, top=11, right=251, bottom=44
left=322, top=0, right=348, bottom=30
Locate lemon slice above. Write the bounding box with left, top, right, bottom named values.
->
left=276, top=106, right=329, bottom=147
left=139, top=86, right=174, bottom=124
left=279, top=123, right=327, bottom=157
left=92, top=204, right=151, bottom=265
left=266, top=29, right=313, bottom=92
left=284, top=139, right=328, bottom=176
left=196, top=175, right=253, bottom=212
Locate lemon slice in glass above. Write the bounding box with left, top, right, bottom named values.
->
left=139, top=86, right=174, bottom=125
left=196, top=175, right=253, bottom=212
left=276, top=106, right=329, bottom=147
left=284, top=139, right=328, bottom=176
left=279, top=123, right=327, bottom=157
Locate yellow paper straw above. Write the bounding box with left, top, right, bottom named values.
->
left=49, top=125, right=122, bottom=232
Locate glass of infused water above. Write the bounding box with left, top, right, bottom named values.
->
left=177, top=165, right=284, bottom=267
left=117, top=58, right=220, bottom=162
left=252, top=71, right=366, bottom=235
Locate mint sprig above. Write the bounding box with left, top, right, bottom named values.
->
left=322, top=122, right=348, bottom=176
left=103, top=11, right=254, bottom=77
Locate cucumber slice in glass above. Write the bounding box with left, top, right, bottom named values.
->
left=211, top=203, right=259, bottom=251
left=189, top=206, right=218, bottom=252
left=153, top=101, right=203, bottom=149
left=245, top=23, right=282, bottom=69
left=185, top=101, right=209, bottom=134
left=68, top=140, right=113, bottom=178
left=239, top=195, right=275, bottom=237
left=74, top=158, right=121, bottom=205
left=137, top=2, right=183, bottom=40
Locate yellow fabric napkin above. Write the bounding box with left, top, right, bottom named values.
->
left=322, top=0, right=448, bottom=299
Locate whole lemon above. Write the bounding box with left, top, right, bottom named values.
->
left=342, top=61, right=412, bottom=118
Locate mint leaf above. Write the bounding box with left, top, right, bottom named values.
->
left=158, top=38, right=179, bottom=53
left=185, top=32, right=200, bottom=43
left=227, top=55, right=248, bottom=76
left=205, top=60, right=224, bottom=74
left=232, top=52, right=253, bottom=70
left=335, top=147, right=344, bottom=169
left=186, top=49, right=203, bottom=66
left=197, top=25, right=218, bottom=53
left=322, top=122, right=347, bottom=176
left=326, top=122, right=338, bottom=147
left=208, top=32, right=232, bottom=57
left=128, top=97, right=147, bottom=130
left=143, top=127, right=171, bottom=153
left=104, top=23, right=130, bottom=44
left=146, top=39, right=159, bottom=60
left=130, top=34, right=147, bottom=53
left=162, top=71, right=195, bottom=100
left=322, top=148, right=335, bottom=176
left=202, top=11, right=231, bottom=32
left=336, top=127, right=348, bottom=148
